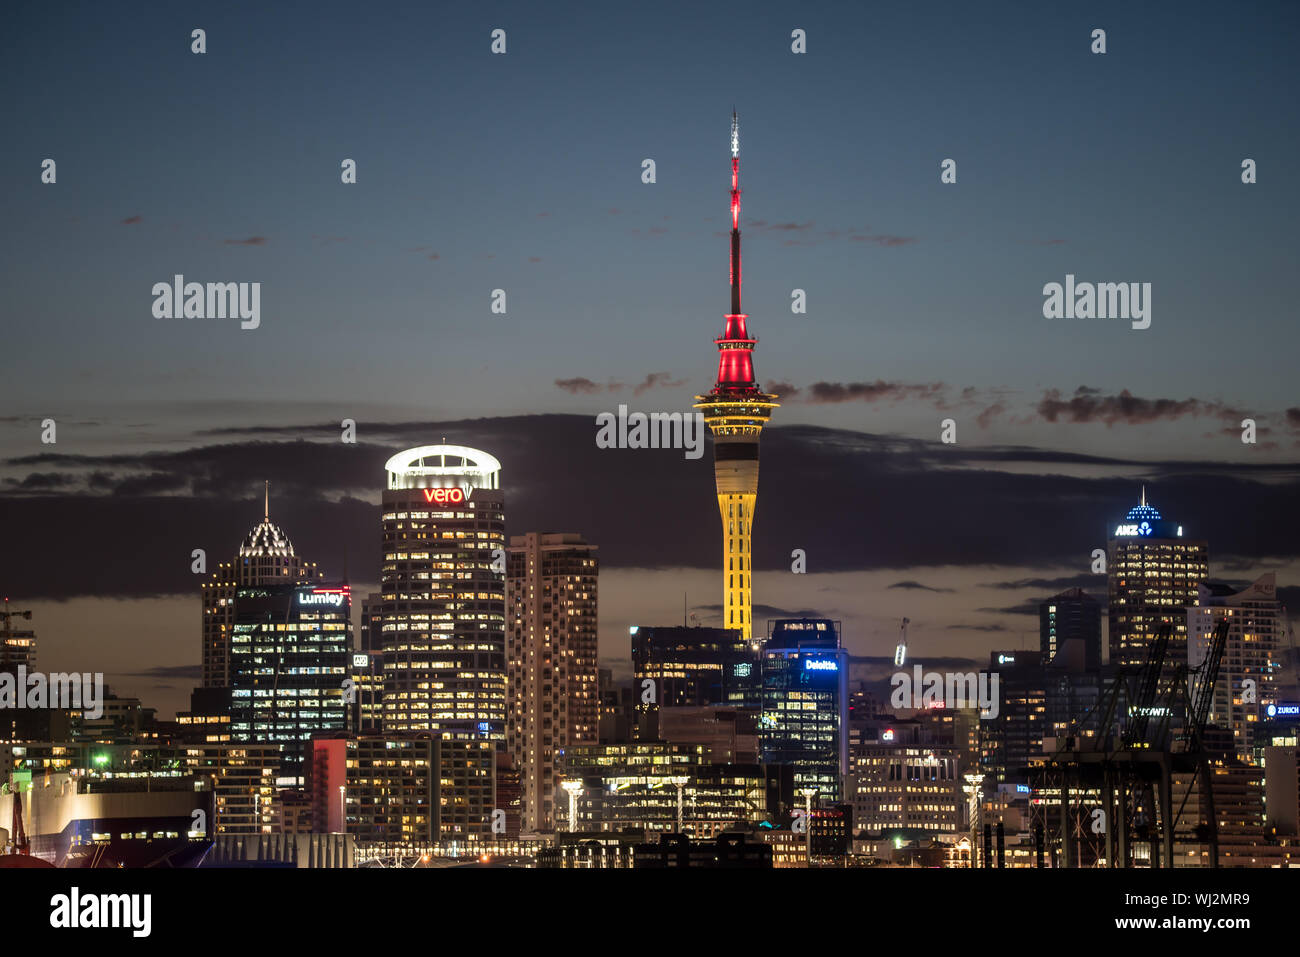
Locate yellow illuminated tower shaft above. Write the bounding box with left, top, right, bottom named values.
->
left=694, top=113, right=778, bottom=643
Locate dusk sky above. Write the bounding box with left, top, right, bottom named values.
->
left=3, top=1, right=1298, bottom=716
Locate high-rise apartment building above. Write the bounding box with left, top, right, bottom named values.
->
left=1187, top=573, right=1283, bottom=760
left=506, top=532, right=598, bottom=833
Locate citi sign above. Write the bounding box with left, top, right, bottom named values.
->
left=422, top=487, right=469, bottom=505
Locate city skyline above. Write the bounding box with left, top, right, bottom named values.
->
left=2, top=1, right=1298, bottom=894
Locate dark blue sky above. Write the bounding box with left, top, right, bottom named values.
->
left=4, top=0, right=1297, bottom=456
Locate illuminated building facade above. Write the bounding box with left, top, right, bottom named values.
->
left=560, top=742, right=773, bottom=838
left=759, top=619, right=848, bottom=804
left=229, top=582, right=352, bottom=786
left=201, top=484, right=323, bottom=688
left=181, top=742, right=281, bottom=835
left=694, top=113, right=778, bottom=643
left=506, top=532, right=599, bottom=833
left=630, top=625, right=759, bottom=737
left=1107, top=489, right=1209, bottom=669
left=1187, top=573, right=1283, bottom=760
left=851, top=742, right=964, bottom=836
left=313, top=734, right=496, bottom=843
left=0, top=604, right=36, bottom=671
left=378, top=445, right=506, bottom=739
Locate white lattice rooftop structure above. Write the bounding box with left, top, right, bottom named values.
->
left=384, top=444, right=501, bottom=491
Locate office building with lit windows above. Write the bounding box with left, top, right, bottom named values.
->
left=851, top=741, right=965, bottom=837
left=630, top=625, right=759, bottom=738
left=309, top=733, right=497, bottom=843
left=506, top=532, right=599, bottom=833
left=201, top=485, right=323, bottom=689
left=559, top=742, right=778, bottom=838
left=378, top=445, right=506, bottom=739
left=980, top=650, right=1046, bottom=785
left=1107, top=489, right=1209, bottom=669
left=1039, top=588, right=1101, bottom=670
left=1187, top=573, right=1284, bottom=760
left=229, top=582, right=352, bottom=786
left=759, top=619, right=848, bottom=804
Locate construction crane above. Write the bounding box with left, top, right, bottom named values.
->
left=894, top=618, right=909, bottom=667
left=4, top=782, right=29, bottom=856
left=1171, top=616, right=1231, bottom=867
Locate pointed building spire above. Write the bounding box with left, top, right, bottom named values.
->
left=728, top=111, right=744, bottom=325
left=264, top=479, right=270, bottom=521
left=1141, top=484, right=1146, bottom=508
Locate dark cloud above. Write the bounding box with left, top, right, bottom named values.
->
left=120, top=215, right=142, bottom=225
left=1037, top=387, right=1237, bottom=426
left=115, top=664, right=203, bottom=680
left=980, top=575, right=1101, bottom=593
left=223, top=236, right=267, bottom=246
left=976, top=601, right=1043, bottom=617
left=693, top=603, right=828, bottom=622
left=633, top=372, right=686, bottom=395
left=888, top=581, right=954, bottom=593
left=555, top=378, right=603, bottom=395
left=6, top=472, right=73, bottom=489
left=801, top=381, right=945, bottom=405
left=3, top=415, right=1300, bottom=601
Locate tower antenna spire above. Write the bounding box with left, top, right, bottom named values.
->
left=1141, top=484, right=1146, bottom=507
left=264, top=479, right=270, bottom=521
left=694, top=109, right=779, bottom=644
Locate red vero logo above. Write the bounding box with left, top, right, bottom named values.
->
left=423, top=487, right=466, bottom=504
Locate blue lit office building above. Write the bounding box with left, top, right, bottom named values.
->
left=759, top=619, right=848, bottom=804
left=230, top=582, right=353, bottom=786
left=1107, top=489, right=1209, bottom=669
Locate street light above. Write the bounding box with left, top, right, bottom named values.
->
left=668, top=776, right=690, bottom=833
left=799, top=787, right=818, bottom=866
left=561, top=780, right=583, bottom=834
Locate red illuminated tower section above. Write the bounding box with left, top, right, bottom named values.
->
left=694, top=112, right=779, bottom=644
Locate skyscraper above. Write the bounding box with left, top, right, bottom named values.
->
left=760, top=619, right=848, bottom=804
left=506, top=532, right=599, bottom=832
left=694, top=112, right=779, bottom=644
left=201, top=483, right=323, bottom=688
left=1039, top=588, right=1102, bottom=670
left=1188, top=573, right=1283, bottom=760
left=229, top=582, right=352, bottom=786
left=1107, top=488, right=1209, bottom=668
left=379, top=445, right=506, bottom=739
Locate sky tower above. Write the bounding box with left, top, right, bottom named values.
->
left=695, top=112, right=779, bottom=644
